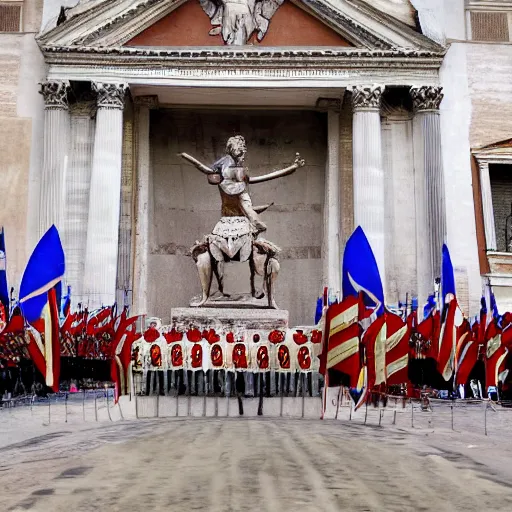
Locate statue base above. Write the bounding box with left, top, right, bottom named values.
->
left=171, top=307, right=289, bottom=331
left=190, top=292, right=276, bottom=309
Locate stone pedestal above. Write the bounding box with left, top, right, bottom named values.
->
left=171, top=307, right=289, bottom=330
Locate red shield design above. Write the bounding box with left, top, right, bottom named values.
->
left=311, top=330, right=322, bottom=344
left=293, top=330, right=308, bottom=345
left=278, top=345, right=291, bottom=369
left=298, top=346, right=311, bottom=370
left=257, top=346, right=269, bottom=370
left=269, top=330, right=285, bottom=344
left=211, top=344, right=223, bottom=367
left=171, top=344, right=183, bottom=367
left=150, top=344, right=162, bottom=367
left=191, top=343, right=202, bottom=369
left=233, top=343, right=248, bottom=369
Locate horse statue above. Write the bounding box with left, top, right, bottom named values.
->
left=180, top=135, right=305, bottom=308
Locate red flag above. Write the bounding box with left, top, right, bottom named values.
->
left=111, top=315, right=142, bottom=400
left=320, top=295, right=361, bottom=387
left=455, top=319, right=478, bottom=386
left=485, top=321, right=508, bottom=390
left=26, top=287, right=61, bottom=392
left=385, top=312, right=411, bottom=386
left=414, top=310, right=440, bottom=360
left=438, top=297, right=457, bottom=381
left=362, top=314, right=387, bottom=392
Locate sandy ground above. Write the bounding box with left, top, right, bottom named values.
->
left=2, top=409, right=512, bottom=512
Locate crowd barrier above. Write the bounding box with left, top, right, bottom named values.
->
left=2, top=388, right=512, bottom=440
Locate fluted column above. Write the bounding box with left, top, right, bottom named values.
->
left=39, top=80, right=71, bottom=237
left=83, top=83, right=127, bottom=308
left=63, top=101, right=96, bottom=307
left=323, top=106, right=341, bottom=297
left=477, top=160, right=497, bottom=251
left=352, top=85, right=386, bottom=285
left=132, top=96, right=158, bottom=315
left=411, top=86, right=446, bottom=310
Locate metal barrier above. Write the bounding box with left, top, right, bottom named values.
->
left=3, top=386, right=512, bottom=440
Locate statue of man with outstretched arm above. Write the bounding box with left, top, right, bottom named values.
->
left=180, top=135, right=305, bottom=234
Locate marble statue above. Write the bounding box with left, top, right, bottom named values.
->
left=199, top=0, right=284, bottom=45
left=180, top=135, right=305, bottom=308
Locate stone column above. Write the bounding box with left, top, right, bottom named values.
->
left=322, top=104, right=341, bottom=298
left=477, top=160, right=497, bottom=251
left=63, top=101, right=96, bottom=307
left=411, top=86, right=445, bottom=309
left=39, top=80, right=71, bottom=237
left=83, top=83, right=127, bottom=309
left=132, top=96, right=158, bottom=315
left=352, top=85, right=386, bottom=284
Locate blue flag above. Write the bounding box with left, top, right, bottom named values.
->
left=19, top=225, right=65, bottom=324
left=441, top=244, right=456, bottom=310
left=314, top=297, right=323, bottom=325
left=342, top=226, right=384, bottom=316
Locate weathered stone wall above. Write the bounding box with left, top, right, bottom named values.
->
left=467, top=44, right=512, bottom=149
left=147, top=109, right=326, bottom=326
left=0, top=0, right=46, bottom=296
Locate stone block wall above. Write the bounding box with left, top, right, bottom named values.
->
left=147, top=109, right=327, bottom=326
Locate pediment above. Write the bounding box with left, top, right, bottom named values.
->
left=38, top=0, right=443, bottom=52
left=127, top=1, right=354, bottom=47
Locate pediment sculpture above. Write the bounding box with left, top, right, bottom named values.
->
left=180, top=135, right=305, bottom=308
left=199, top=0, right=284, bottom=45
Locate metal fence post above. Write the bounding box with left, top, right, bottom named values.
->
left=393, top=398, right=397, bottom=425
left=484, top=400, right=488, bottom=436
left=105, top=386, right=112, bottom=422
left=364, top=399, right=368, bottom=425
left=301, top=373, right=306, bottom=419
left=48, top=395, right=51, bottom=425
left=156, top=394, right=159, bottom=418
left=65, top=392, right=68, bottom=423
left=82, top=389, right=86, bottom=422
left=451, top=401, right=454, bottom=431
left=94, top=391, right=98, bottom=422
left=411, top=399, right=414, bottom=428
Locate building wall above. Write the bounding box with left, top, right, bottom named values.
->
left=147, top=109, right=326, bottom=326
left=0, top=0, right=46, bottom=297
left=467, top=44, right=512, bottom=148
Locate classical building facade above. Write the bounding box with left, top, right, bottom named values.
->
left=1, top=0, right=512, bottom=324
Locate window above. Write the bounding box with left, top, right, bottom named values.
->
left=0, top=2, right=22, bottom=33
left=490, top=164, right=512, bottom=252
left=467, top=1, right=512, bottom=42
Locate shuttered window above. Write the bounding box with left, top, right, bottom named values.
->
left=470, top=11, right=510, bottom=42
left=0, top=3, right=22, bottom=32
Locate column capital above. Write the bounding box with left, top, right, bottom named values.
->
left=92, top=82, right=128, bottom=109
left=410, top=85, right=444, bottom=112
left=351, top=85, right=385, bottom=111
left=39, top=80, right=70, bottom=109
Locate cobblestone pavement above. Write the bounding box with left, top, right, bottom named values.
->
left=2, top=415, right=512, bottom=512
